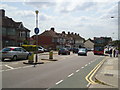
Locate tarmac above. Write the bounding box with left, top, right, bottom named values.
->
left=89, top=55, right=119, bottom=89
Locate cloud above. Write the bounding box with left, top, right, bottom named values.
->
left=24, top=1, right=56, bottom=9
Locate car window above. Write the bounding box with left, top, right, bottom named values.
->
left=21, top=48, right=27, bottom=52
left=2, top=48, right=11, bottom=52
left=14, top=48, right=22, bottom=51
left=79, top=49, right=86, bottom=51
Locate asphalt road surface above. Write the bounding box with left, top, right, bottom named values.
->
left=1, top=52, right=105, bottom=89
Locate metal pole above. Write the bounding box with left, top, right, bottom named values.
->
left=35, top=10, right=39, bottom=64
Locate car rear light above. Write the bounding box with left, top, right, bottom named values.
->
left=10, top=48, right=14, bottom=51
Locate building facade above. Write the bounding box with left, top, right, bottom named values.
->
left=0, top=9, right=30, bottom=48
left=32, top=27, right=85, bottom=50
left=84, top=38, right=94, bottom=50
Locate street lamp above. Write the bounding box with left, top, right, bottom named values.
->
left=34, top=10, right=39, bottom=65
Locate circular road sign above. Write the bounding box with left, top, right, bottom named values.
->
left=34, top=28, right=39, bottom=34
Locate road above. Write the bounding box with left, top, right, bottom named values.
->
left=1, top=52, right=105, bottom=89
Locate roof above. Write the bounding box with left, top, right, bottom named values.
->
left=1, top=16, right=30, bottom=32
left=40, top=29, right=58, bottom=37
left=85, top=38, right=94, bottom=43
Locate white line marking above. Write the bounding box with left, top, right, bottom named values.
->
left=68, top=73, right=74, bottom=77
left=85, top=64, right=88, bottom=66
left=76, top=70, right=79, bottom=72
left=56, top=80, right=63, bottom=85
left=2, top=65, right=33, bottom=72
left=87, top=82, right=91, bottom=87
left=0, top=70, right=4, bottom=72
left=81, top=67, right=84, bottom=68
left=5, top=65, right=14, bottom=69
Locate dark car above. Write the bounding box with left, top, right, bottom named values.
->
left=78, top=48, right=87, bottom=56
left=58, top=48, right=70, bottom=55
left=72, top=48, right=79, bottom=53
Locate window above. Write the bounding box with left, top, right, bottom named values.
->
left=19, top=31, right=26, bottom=37
left=2, top=27, right=6, bottom=35
left=7, top=28, right=16, bottom=35
left=27, top=32, right=30, bottom=37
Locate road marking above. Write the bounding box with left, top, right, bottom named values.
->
left=68, top=73, right=74, bottom=77
left=56, top=80, right=63, bottom=85
left=0, top=70, right=4, bottom=72
left=87, top=82, right=91, bottom=87
left=76, top=70, right=79, bottom=72
left=2, top=65, right=33, bottom=72
left=81, top=67, right=84, bottom=68
left=5, top=65, right=14, bottom=69
left=85, top=57, right=107, bottom=84
left=85, top=64, right=88, bottom=67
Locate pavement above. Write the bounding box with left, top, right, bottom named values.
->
left=89, top=56, right=119, bottom=89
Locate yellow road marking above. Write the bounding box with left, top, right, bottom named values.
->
left=85, top=57, right=108, bottom=85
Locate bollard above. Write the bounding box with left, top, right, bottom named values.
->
left=28, top=52, right=34, bottom=63
left=49, top=51, right=53, bottom=59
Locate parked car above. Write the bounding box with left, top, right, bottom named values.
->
left=38, top=46, right=44, bottom=53
left=72, top=48, right=79, bottom=53
left=1, top=47, right=30, bottom=61
left=58, top=48, right=70, bottom=55
left=78, top=48, right=87, bottom=56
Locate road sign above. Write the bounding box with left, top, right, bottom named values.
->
left=34, top=28, right=39, bottom=34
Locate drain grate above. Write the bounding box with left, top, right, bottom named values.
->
left=104, top=73, right=114, bottom=76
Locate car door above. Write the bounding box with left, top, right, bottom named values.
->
left=15, top=48, right=23, bottom=59
left=21, top=48, right=28, bottom=59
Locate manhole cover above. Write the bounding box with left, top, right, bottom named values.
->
left=104, top=74, right=114, bottom=76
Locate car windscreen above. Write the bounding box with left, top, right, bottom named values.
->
left=2, top=48, right=11, bottom=52
left=79, top=49, right=86, bottom=52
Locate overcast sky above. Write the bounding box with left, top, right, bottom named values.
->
left=1, top=0, right=119, bottom=40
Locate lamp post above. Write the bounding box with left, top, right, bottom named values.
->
left=34, top=10, right=39, bottom=65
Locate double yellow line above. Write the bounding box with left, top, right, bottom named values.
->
left=85, top=57, right=108, bottom=85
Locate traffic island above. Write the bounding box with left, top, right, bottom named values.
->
left=23, top=61, right=44, bottom=65
left=41, top=59, right=58, bottom=61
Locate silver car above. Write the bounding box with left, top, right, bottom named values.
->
left=78, top=48, right=87, bottom=56
left=1, top=47, right=30, bottom=61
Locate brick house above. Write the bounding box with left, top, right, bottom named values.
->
left=32, top=27, right=85, bottom=50
left=0, top=9, right=30, bottom=48
left=32, top=27, right=58, bottom=50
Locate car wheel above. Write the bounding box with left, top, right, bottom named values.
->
left=2, top=58, right=4, bottom=61
left=26, top=55, right=29, bottom=60
left=12, top=55, right=17, bottom=60
left=68, top=52, right=70, bottom=55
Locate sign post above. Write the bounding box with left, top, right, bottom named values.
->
left=34, top=10, right=39, bottom=66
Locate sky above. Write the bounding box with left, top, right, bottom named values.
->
left=0, top=0, right=119, bottom=40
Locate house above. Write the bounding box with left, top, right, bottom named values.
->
left=0, top=9, right=30, bottom=48
left=84, top=38, right=94, bottom=50
left=31, top=27, right=85, bottom=50
left=32, top=27, right=58, bottom=50
left=67, top=32, right=85, bottom=48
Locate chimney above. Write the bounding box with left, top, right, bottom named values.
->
left=50, top=27, right=55, bottom=31
left=0, top=9, right=5, bottom=17
left=62, top=31, right=66, bottom=34
left=68, top=32, right=70, bottom=34
left=71, top=32, right=74, bottom=35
